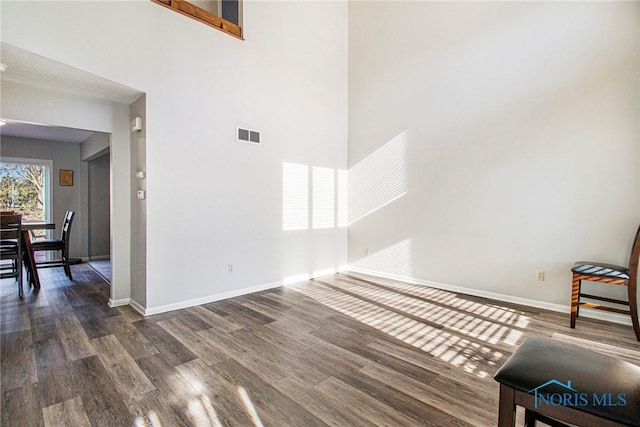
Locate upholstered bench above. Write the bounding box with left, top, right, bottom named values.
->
left=494, top=337, right=640, bottom=427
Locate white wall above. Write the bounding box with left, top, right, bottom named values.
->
left=88, top=153, right=110, bottom=258
left=84, top=133, right=111, bottom=261
left=81, top=132, right=110, bottom=162
left=348, top=2, right=640, bottom=308
left=2, top=1, right=348, bottom=312
left=130, top=95, right=146, bottom=308
left=12, top=1, right=629, bottom=317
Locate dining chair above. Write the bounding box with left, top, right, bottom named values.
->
left=31, top=210, right=75, bottom=280
left=0, top=213, right=23, bottom=298
left=570, top=224, right=640, bottom=341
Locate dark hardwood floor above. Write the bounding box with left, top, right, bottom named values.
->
left=2, top=264, right=639, bottom=426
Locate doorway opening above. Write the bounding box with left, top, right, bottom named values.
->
left=87, top=152, right=111, bottom=283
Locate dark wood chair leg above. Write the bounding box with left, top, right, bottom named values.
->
left=498, top=384, right=516, bottom=427
left=63, top=248, right=72, bottom=280
left=627, top=278, right=640, bottom=341
left=17, top=245, right=23, bottom=299
left=64, top=262, right=72, bottom=280
left=570, top=274, right=580, bottom=328
left=524, top=409, right=537, bottom=427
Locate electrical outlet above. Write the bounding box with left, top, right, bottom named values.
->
left=228, top=264, right=234, bottom=273
left=536, top=270, right=545, bottom=281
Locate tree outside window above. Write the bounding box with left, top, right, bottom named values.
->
left=0, top=162, right=46, bottom=221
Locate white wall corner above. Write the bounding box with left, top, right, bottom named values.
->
left=108, top=297, right=131, bottom=308
left=128, top=298, right=147, bottom=316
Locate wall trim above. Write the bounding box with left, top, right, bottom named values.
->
left=129, top=299, right=146, bottom=316
left=109, top=297, right=130, bottom=307
left=89, top=255, right=111, bottom=261
left=142, top=280, right=283, bottom=316
left=346, top=266, right=632, bottom=326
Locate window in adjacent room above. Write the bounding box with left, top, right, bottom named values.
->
left=152, top=0, right=242, bottom=39
left=0, top=158, right=53, bottom=247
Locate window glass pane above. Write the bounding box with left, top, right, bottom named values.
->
left=222, top=0, right=239, bottom=25
left=0, top=161, right=47, bottom=221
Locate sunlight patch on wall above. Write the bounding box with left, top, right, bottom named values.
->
left=349, top=131, right=408, bottom=224
left=351, top=238, right=413, bottom=277
left=282, top=163, right=309, bottom=230
left=312, top=166, right=335, bottom=229
left=282, top=163, right=347, bottom=231
left=337, top=169, right=348, bottom=227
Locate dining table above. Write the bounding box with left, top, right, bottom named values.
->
left=20, top=220, right=55, bottom=289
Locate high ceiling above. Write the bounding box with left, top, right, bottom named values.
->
left=1, top=43, right=141, bottom=104
left=0, top=43, right=142, bottom=144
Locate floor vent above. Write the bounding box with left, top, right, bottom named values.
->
left=237, top=128, right=261, bottom=144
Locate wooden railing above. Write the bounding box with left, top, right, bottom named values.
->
left=151, top=0, right=242, bottom=39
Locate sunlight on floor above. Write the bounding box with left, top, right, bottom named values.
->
left=134, top=410, right=163, bottom=427
left=189, top=394, right=223, bottom=427
left=295, top=273, right=530, bottom=378
left=134, top=361, right=268, bottom=427
left=238, top=386, right=265, bottom=427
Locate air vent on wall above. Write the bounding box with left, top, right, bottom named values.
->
left=237, top=127, right=261, bottom=144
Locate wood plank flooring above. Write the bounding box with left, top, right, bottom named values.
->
left=2, top=265, right=639, bottom=426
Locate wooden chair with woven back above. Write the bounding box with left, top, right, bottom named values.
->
left=570, top=224, right=640, bottom=341
left=0, top=212, right=23, bottom=298
left=31, top=210, right=75, bottom=280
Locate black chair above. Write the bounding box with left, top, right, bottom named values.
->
left=31, top=210, right=75, bottom=280
left=1, top=213, right=23, bottom=298
left=494, top=337, right=640, bottom=427
left=570, top=224, right=640, bottom=341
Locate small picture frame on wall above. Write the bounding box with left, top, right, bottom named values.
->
left=60, top=169, right=74, bottom=186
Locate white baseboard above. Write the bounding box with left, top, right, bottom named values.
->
left=345, top=266, right=632, bottom=326
left=129, top=299, right=146, bottom=316
left=109, top=297, right=145, bottom=317
left=143, top=280, right=283, bottom=316
left=109, top=298, right=130, bottom=308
